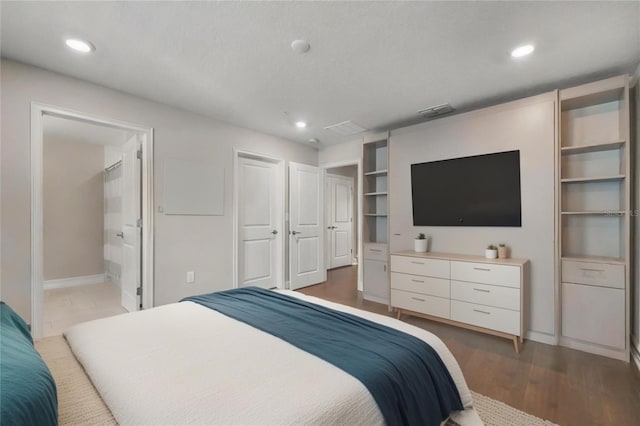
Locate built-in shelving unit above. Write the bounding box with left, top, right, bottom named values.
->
left=557, top=75, right=631, bottom=361
left=362, top=132, right=390, bottom=305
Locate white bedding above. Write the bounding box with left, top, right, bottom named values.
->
left=65, top=290, right=482, bottom=425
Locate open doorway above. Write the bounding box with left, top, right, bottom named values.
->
left=30, top=104, right=154, bottom=338
left=322, top=160, right=362, bottom=297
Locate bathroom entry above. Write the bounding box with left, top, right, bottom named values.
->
left=39, top=115, right=143, bottom=336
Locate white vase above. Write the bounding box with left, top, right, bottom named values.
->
left=485, top=249, right=498, bottom=259
left=414, top=238, right=428, bottom=253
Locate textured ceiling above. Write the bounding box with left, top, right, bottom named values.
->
left=2, top=1, right=639, bottom=146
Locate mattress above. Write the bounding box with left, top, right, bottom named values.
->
left=64, top=290, right=482, bottom=425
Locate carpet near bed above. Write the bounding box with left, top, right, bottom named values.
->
left=35, top=335, right=557, bottom=426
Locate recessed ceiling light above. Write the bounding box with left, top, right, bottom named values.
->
left=65, top=38, right=95, bottom=53
left=511, top=44, right=534, bottom=58
left=295, top=121, right=307, bottom=129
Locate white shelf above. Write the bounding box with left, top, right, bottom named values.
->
left=560, top=140, right=625, bottom=155
left=364, top=169, right=388, bottom=176
left=561, top=175, right=625, bottom=184
left=561, top=255, right=626, bottom=266
left=364, top=213, right=388, bottom=217
left=364, top=191, right=388, bottom=196
left=561, top=211, right=625, bottom=216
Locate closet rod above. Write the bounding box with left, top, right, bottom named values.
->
left=104, top=160, right=122, bottom=173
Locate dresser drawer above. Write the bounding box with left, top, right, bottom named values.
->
left=451, top=300, right=520, bottom=336
left=390, top=255, right=450, bottom=279
left=391, top=273, right=449, bottom=299
left=391, top=289, right=450, bottom=319
left=364, top=244, right=388, bottom=261
left=450, top=280, right=520, bottom=311
left=450, top=261, right=520, bottom=288
left=562, top=260, right=624, bottom=289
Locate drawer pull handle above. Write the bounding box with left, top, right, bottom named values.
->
left=411, top=297, right=425, bottom=302
left=370, top=249, right=382, bottom=252
left=474, top=267, right=491, bottom=272
left=411, top=279, right=425, bottom=283
left=411, top=261, right=424, bottom=265
left=473, top=309, right=491, bottom=315
left=580, top=268, right=604, bottom=273
left=473, top=288, right=490, bottom=293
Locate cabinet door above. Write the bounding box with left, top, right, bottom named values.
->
left=562, top=282, right=625, bottom=349
left=364, top=259, right=388, bottom=302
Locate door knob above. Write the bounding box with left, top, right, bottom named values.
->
left=271, top=230, right=278, bottom=235
left=291, top=231, right=301, bottom=235
left=116, top=232, right=124, bottom=238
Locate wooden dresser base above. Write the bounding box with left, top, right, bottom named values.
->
left=396, top=308, right=523, bottom=353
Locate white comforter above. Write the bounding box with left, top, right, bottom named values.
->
left=65, top=290, right=482, bottom=426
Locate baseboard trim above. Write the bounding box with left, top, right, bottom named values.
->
left=44, top=274, right=105, bottom=290
left=525, top=330, right=559, bottom=346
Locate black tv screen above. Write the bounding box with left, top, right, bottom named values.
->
left=411, top=150, right=522, bottom=227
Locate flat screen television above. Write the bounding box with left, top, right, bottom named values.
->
left=411, top=150, right=522, bottom=227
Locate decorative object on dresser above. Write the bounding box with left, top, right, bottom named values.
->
left=391, top=251, right=528, bottom=353
left=363, top=132, right=391, bottom=304
left=557, top=75, right=630, bottom=362
left=414, top=233, right=428, bottom=253
left=498, top=244, right=508, bottom=259
left=484, top=245, right=498, bottom=259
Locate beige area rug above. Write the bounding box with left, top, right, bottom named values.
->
left=35, top=335, right=557, bottom=426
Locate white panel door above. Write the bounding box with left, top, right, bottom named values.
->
left=121, top=134, right=141, bottom=312
left=238, top=156, right=282, bottom=289
left=327, top=175, right=353, bottom=269
left=289, top=162, right=324, bottom=289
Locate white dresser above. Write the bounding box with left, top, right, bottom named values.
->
left=390, top=251, right=529, bottom=352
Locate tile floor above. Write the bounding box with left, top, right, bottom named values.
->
left=43, top=281, right=128, bottom=337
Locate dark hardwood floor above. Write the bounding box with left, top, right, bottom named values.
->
left=298, top=265, right=640, bottom=426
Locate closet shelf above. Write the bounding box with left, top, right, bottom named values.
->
left=364, top=213, right=388, bottom=217
left=560, top=140, right=625, bottom=155
left=561, top=175, right=625, bottom=183
left=561, top=255, right=626, bottom=265
left=561, top=211, right=625, bottom=216
left=364, top=191, right=388, bottom=196
left=364, top=169, right=388, bottom=176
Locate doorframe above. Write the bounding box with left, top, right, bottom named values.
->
left=325, top=173, right=356, bottom=269
left=320, top=159, right=363, bottom=291
left=30, top=102, right=154, bottom=338
left=232, top=148, right=286, bottom=289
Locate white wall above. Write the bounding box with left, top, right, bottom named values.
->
left=319, top=139, right=362, bottom=164
left=43, top=137, right=104, bottom=280
left=1, top=60, right=317, bottom=321
left=389, top=93, right=557, bottom=341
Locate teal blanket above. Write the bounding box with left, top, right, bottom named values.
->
left=0, top=302, right=58, bottom=426
left=183, top=287, right=463, bottom=426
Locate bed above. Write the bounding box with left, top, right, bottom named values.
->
left=64, top=288, right=482, bottom=426
left=0, top=302, right=58, bottom=426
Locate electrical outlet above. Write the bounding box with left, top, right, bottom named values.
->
left=186, top=271, right=195, bottom=284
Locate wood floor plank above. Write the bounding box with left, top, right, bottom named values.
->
left=298, top=265, right=640, bottom=426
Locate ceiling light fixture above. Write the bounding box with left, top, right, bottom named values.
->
left=295, top=121, right=307, bottom=129
left=511, top=44, right=534, bottom=58
left=65, top=38, right=95, bottom=53
left=291, top=39, right=311, bottom=54
left=308, top=138, right=320, bottom=144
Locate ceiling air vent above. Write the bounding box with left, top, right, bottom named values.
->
left=417, top=103, right=455, bottom=118
left=324, top=120, right=368, bottom=136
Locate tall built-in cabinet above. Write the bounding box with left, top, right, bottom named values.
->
left=558, top=75, right=631, bottom=361
left=363, top=132, right=390, bottom=304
